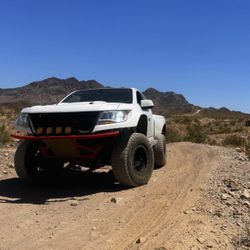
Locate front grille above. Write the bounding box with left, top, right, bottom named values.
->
left=29, top=112, right=100, bottom=136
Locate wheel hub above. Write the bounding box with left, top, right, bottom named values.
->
left=133, top=145, right=148, bottom=172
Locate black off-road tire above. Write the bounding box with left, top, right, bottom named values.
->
left=14, top=140, right=64, bottom=184
left=111, top=133, right=154, bottom=187
left=153, top=134, right=166, bottom=168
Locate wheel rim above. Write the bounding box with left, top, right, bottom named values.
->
left=133, top=145, right=148, bottom=174
left=26, top=144, right=46, bottom=174
left=25, top=142, right=61, bottom=179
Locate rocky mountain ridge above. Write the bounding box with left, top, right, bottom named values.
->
left=0, top=77, right=103, bottom=107
left=0, top=77, right=249, bottom=117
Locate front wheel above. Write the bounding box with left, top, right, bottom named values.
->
left=14, top=140, right=64, bottom=184
left=111, top=133, right=154, bottom=187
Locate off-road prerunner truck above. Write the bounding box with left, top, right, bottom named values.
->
left=12, top=88, right=166, bottom=187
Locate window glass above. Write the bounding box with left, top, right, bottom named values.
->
left=136, top=91, right=144, bottom=105
left=63, top=88, right=133, bottom=104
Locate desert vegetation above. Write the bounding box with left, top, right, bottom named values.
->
left=166, top=115, right=250, bottom=156
left=0, top=105, right=17, bottom=146
left=0, top=124, right=11, bottom=145
left=234, top=223, right=250, bottom=249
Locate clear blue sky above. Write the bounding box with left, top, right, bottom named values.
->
left=0, top=0, right=250, bottom=113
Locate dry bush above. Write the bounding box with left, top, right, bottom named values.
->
left=245, top=136, right=250, bottom=160
left=229, top=119, right=237, bottom=126
left=234, top=224, right=250, bottom=249
left=0, top=124, right=11, bottom=145
left=165, top=126, right=183, bottom=143
left=231, top=126, right=244, bottom=133
left=206, top=137, right=217, bottom=146
left=167, top=115, right=246, bottom=147
left=185, top=123, right=207, bottom=143
left=223, top=134, right=245, bottom=147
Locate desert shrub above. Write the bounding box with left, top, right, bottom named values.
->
left=193, top=118, right=201, bottom=125
left=234, top=223, right=250, bottom=248
left=229, top=119, right=237, bottom=126
left=245, top=137, right=250, bottom=160
left=182, top=117, right=191, bottom=124
left=165, top=126, right=182, bottom=143
left=6, top=112, right=13, bottom=119
left=0, top=125, right=11, bottom=145
left=208, top=120, right=225, bottom=134
left=206, top=138, right=217, bottom=146
left=223, top=134, right=245, bottom=147
left=173, top=116, right=192, bottom=125
left=231, top=127, right=244, bottom=133
left=214, top=120, right=222, bottom=127
left=185, top=123, right=207, bottom=143
left=205, top=122, right=218, bottom=134
left=215, top=122, right=232, bottom=134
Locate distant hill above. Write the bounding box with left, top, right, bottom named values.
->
left=0, top=77, right=104, bottom=107
left=143, top=88, right=196, bottom=115
left=143, top=87, right=250, bottom=118
left=197, top=107, right=250, bottom=119
left=0, top=77, right=249, bottom=118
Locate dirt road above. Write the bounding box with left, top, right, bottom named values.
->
left=0, top=142, right=249, bottom=250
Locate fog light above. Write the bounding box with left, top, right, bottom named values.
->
left=46, top=127, right=53, bottom=134
left=65, top=126, right=72, bottom=134
left=55, top=127, right=62, bottom=134
left=36, top=127, right=43, bottom=135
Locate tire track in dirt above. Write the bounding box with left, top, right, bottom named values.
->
left=0, top=142, right=222, bottom=250
left=107, top=143, right=219, bottom=250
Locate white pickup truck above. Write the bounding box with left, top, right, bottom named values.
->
left=13, top=88, right=166, bottom=187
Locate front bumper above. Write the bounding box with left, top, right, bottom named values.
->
left=11, top=131, right=120, bottom=141
left=11, top=131, right=120, bottom=161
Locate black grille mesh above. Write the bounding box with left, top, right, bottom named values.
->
left=29, top=112, right=100, bottom=135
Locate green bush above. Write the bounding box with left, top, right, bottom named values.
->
left=165, top=126, right=182, bottom=143
left=223, top=134, right=245, bottom=147
left=185, top=124, right=207, bottom=143
left=0, top=125, right=11, bottom=145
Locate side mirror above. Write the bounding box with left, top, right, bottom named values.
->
left=141, top=99, right=154, bottom=109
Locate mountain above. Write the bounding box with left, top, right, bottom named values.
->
left=0, top=77, right=104, bottom=107
left=0, top=77, right=191, bottom=112
left=143, top=88, right=195, bottom=115
left=0, top=77, right=249, bottom=118
left=142, top=88, right=250, bottom=118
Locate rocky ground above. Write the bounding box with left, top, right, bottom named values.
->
left=0, top=142, right=249, bottom=250
left=187, top=147, right=250, bottom=250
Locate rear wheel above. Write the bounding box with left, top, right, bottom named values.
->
left=153, top=134, right=166, bottom=168
left=14, top=140, right=64, bottom=184
left=111, top=133, right=154, bottom=187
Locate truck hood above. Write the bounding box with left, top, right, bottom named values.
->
left=22, top=102, right=123, bottom=113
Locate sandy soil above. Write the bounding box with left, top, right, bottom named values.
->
left=0, top=142, right=249, bottom=250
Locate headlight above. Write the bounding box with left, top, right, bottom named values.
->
left=16, top=113, right=29, bottom=127
left=97, top=110, right=129, bottom=125
left=16, top=113, right=31, bottom=132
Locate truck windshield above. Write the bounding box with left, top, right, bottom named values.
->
left=62, top=88, right=133, bottom=104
